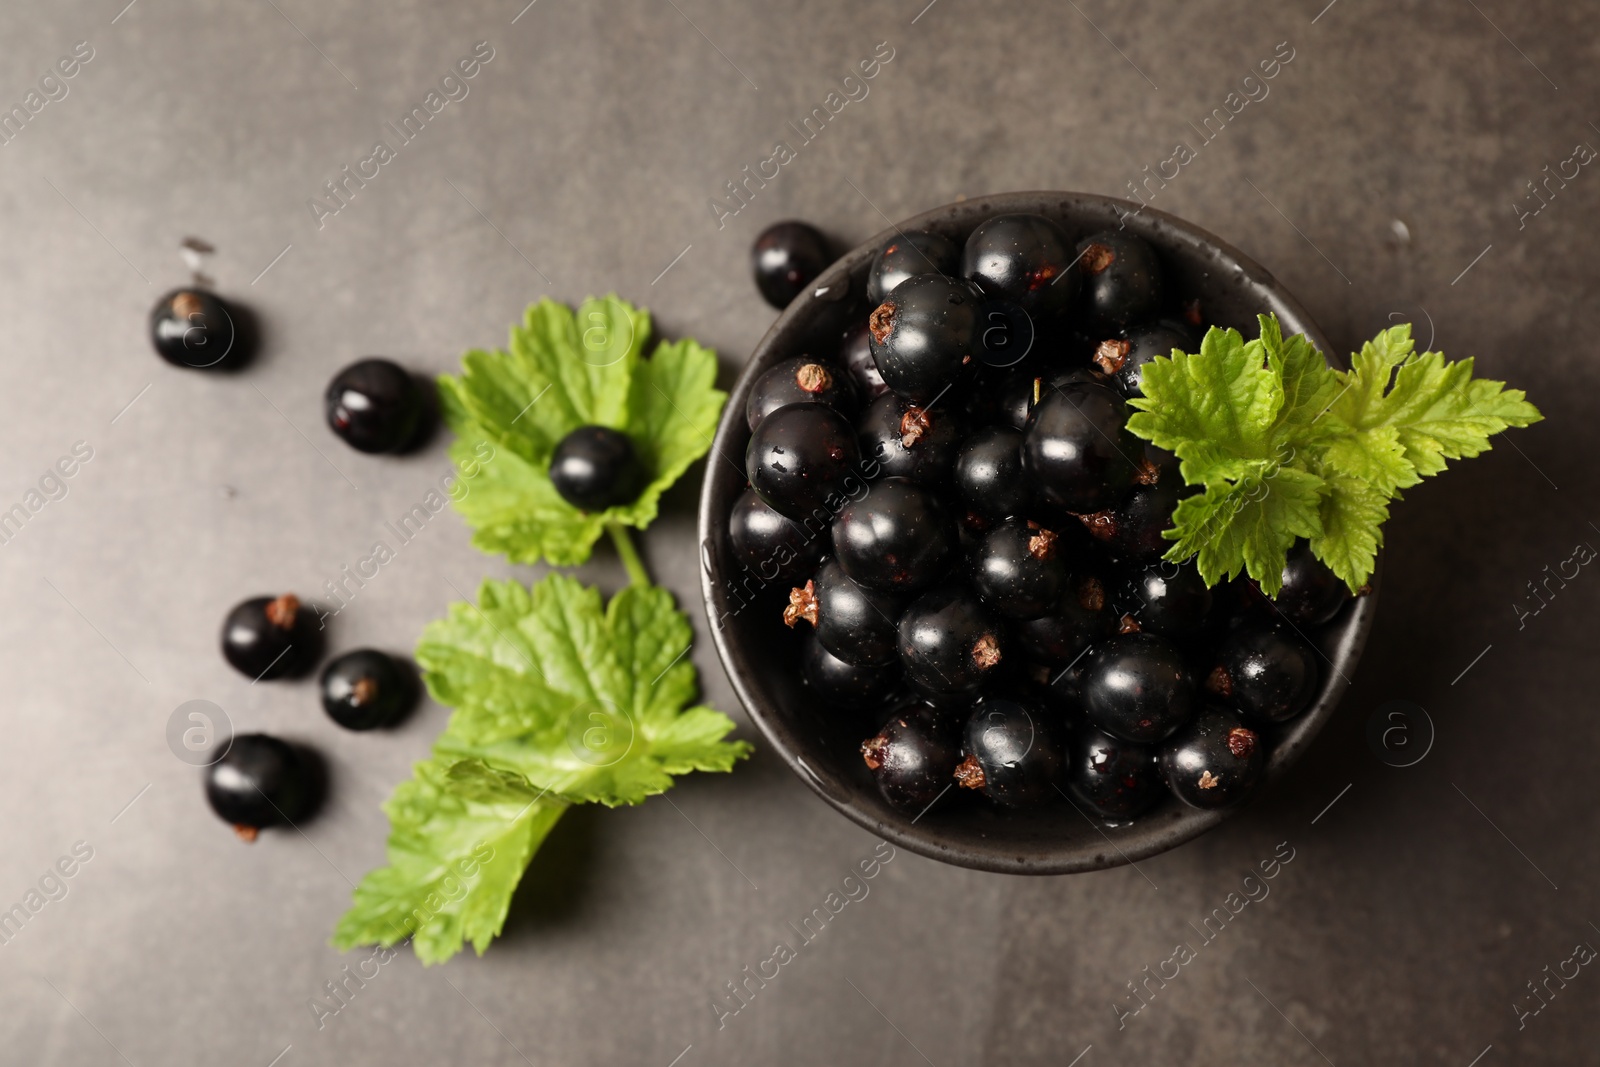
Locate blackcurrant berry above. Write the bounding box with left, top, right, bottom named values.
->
left=1114, top=561, right=1213, bottom=640
left=899, top=585, right=1006, bottom=696
left=745, top=403, right=863, bottom=521
left=1015, top=572, right=1113, bottom=666
left=747, top=357, right=859, bottom=431
left=222, top=594, right=322, bottom=680
left=1024, top=380, right=1141, bottom=515
left=150, top=288, right=246, bottom=370
left=1092, top=318, right=1197, bottom=397
left=752, top=220, right=831, bottom=308
left=785, top=558, right=904, bottom=667
left=867, top=229, right=960, bottom=304
left=971, top=520, right=1069, bottom=620
left=953, top=697, right=1063, bottom=807
left=204, top=734, right=316, bottom=840
left=1265, top=542, right=1351, bottom=626
left=550, top=425, right=643, bottom=511
left=321, top=649, right=416, bottom=730
left=1074, top=475, right=1181, bottom=560
left=861, top=704, right=962, bottom=813
left=961, top=213, right=1080, bottom=323
left=1075, top=231, right=1165, bottom=329
left=325, top=358, right=426, bottom=454
left=972, top=298, right=1037, bottom=369
left=802, top=633, right=902, bottom=709
left=994, top=366, right=1103, bottom=432
left=1160, top=708, right=1264, bottom=809
left=857, top=394, right=962, bottom=487
left=832, top=477, right=955, bottom=593
left=954, top=426, right=1028, bottom=522
left=1065, top=725, right=1166, bottom=819
left=1207, top=624, right=1319, bottom=723
left=1081, top=631, right=1195, bottom=743
left=728, top=488, right=826, bottom=584
left=868, top=274, right=983, bottom=403
left=840, top=321, right=890, bottom=401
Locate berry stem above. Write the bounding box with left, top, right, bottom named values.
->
left=606, top=523, right=651, bottom=588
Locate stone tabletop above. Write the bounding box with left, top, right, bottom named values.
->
left=0, top=1, right=1592, bottom=1064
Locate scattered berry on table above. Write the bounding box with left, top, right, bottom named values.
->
left=550, top=425, right=643, bottom=511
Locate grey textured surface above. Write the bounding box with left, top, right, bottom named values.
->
left=0, top=1, right=1591, bottom=1064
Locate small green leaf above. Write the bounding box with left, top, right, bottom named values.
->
left=422, top=574, right=752, bottom=808
left=438, top=297, right=726, bottom=566
left=331, top=758, right=567, bottom=966
left=1129, top=313, right=1541, bottom=594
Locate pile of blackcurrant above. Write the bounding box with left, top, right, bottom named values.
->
left=732, top=213, right=1357, bottom=824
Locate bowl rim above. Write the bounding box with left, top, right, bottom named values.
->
left=697, top=190, right=1379, bottom=875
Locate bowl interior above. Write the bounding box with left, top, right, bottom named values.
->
left=698, top=192, right=1377, bottom=874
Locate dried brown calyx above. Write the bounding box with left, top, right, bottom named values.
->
left=264, top=593, right=300, bottom=630
left=971, top=633, right=1002, bottom=670
left=1182, top=297, right=1203, bottom=326
left=861, top=732, right=890, bottom=771
left=1027, top=526, right=1058, bottom=561
left=1075, top=510, right=1118, bottom=543
left=172, top=290, right=204, bottom=318
left=351, top=676, right=379, bottom=707
left=1197, top=770, right=1220, bottom=791
left=234, top=825, right=259, bottom=843
left=1206, top=665, right=1234, bottom=697
left=1080, top=243, right=1116, bottom=274
left=1093, top=338, right=1132, bottom=375
left=1117, top=614, right=1142, bottom=634
left=899, top=406, right=932, bottom=448
left=1079, top=576, right=1106, bottom=613
left=796, top=362, right=833, bottom=394
left=783, top=581, right=819, bottom=628
left=953, top=754, right=987, bottom=790
left=1133, top=456, right=1161, bottom=486
left=868, top=302, right=896, bottom=345
left=1226, top=727, right=1258, bottom=759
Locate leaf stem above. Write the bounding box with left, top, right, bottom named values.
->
left=606, top=523, right=651, bottom=588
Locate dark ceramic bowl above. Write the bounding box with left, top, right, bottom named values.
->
left=698, top=192, right=1378, bottom=874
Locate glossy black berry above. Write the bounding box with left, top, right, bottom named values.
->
left=1065, top=726, right=1166, bottom=819
left=1081, top=631, right=1195, bottom=743
left=857, top=394, right=961, bottom=487
left=971, top=520, right=1069, bottom=619
left=752, top=220, right=831, bottom=308
left=972, top=298, right=1037, bottom=368
left=832, top=478, right=955, bottom=594
left=1160, top=707, right=1264, bottom=809
left=954, top=426, right=1028, bottom=522
left=745, top=403, right=863, bottom=521
left=995, top=366, right=1103, bottom=432
left=321, top=650, right=416, bottom=730
left=1207, top=625, right=1319, bottom=723
left=747, top=357, right=858, bottom=431
left=324, top=358, right=424, bottom=453
left=1093, top=319, right=1198, bottom=398
left=953, top=697, right=1062, bottom=807
left=785, top=558, right=904, bottom=667
left=550, top=425, right=643, bottom=511
left=1266, top=542, right=1352, bottom=626
left=1114, top=561, right=1213, bottom=640
left=204, top=734, right=314, bottom=840
left=221, top=594, right=322, bottom=680
left=1075, top=474, right=1182, bottom=560
left=802, top=633, right=902, bottom=709
left=898, top=585, right=1005, bottom=696
left=1076, top=231, right=1165, bottom=329
left=1015, top=573, right=1113, bottom=666
left=961, top=213, right=1080, bottom=323
left=868, top=274, right=983, bottom=403
left=867, top=229, right=960, bottom=304
left=150, top=288, right=244, bottom=369
left=728, top=488, right=826, bottom=584
left=840, top=321, right=890, bottom=400
left=1024, top=380, right=1141, bottom=516
left=861, top=705, right=962, bottom=812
